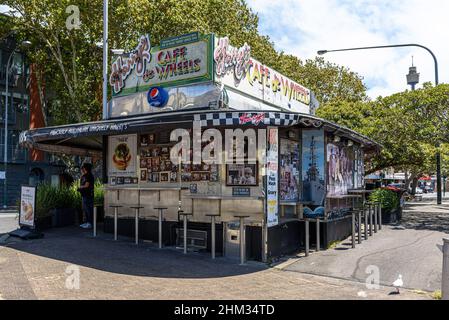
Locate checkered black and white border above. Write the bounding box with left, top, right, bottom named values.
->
left=193, top=112, right=312, bottom=127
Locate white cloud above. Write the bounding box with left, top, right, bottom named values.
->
left=246, top=0, right=448, bottom=99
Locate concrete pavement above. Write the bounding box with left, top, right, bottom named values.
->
left=282, top=198, right=448, bottom=293
left=0, top=226, right=429, bottom=300
left=0, top=211, right=18, bottom=234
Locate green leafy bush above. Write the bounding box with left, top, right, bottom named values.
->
left=35, top=179, right=104, bottom=219
left=369, top=189, right=399, bottom=212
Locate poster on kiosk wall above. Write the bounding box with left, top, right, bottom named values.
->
left=266, top=127, right=279, bottom=227
left=19, top=186, right=36, bottom=228
left=108, top=134, right=137, bottom=177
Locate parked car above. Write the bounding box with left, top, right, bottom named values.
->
left=423, top=186, right=434, bottom=193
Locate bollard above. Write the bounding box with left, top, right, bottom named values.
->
left=364, top=208, right=368, bottom=240
left=358, top=210, right=362, bottom=244
left=443, top=238, right=449, bottom=300
left=305, top=219, right=310, bottom=257
left=93, top=206, right=97, bottom=237
left=316, top=218, right=320, bottom=252
left=378, top=203, right=382, bottom=230
left=373, top=203, right=378, bottom=233
left=369, top=205, right=373, bottom=236
left=351, top=211, right=356, bottom=248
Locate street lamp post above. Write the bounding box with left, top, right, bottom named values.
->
left=318, top=43, right=441, bottom=204
left=3, top=40, right=31, bottom=208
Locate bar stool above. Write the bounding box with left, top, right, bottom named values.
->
left=206, top=214, right=220, bottom=259
left=234, top=215, right=250, bottom=265
left=130, top=206, right=144, bottom=245
left=154, top=207, right=168, bottom=249
left=109, top=205, right=123, bottom=241
left=351, top=211, right=356, bottom=248
left=315, top=218, right=321, bottom=252
left=355, top=209, right=363, bottom=244
left=178, top=211, right=193, bottom=254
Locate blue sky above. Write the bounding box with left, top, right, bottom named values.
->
left=246, top=0, right=449, bottom=99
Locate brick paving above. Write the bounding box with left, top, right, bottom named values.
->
left=0, top=226, right=430, bottom=300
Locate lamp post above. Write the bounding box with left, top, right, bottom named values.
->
left=318, top=43, right=441, bottom=204
left=102, top=0, right=108, bottom=120
left=3, top=40, right=31, bottom=208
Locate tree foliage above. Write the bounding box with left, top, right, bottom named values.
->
left=2, top=0, right=366, bottom=125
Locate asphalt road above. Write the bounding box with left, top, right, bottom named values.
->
left=283, top=199, right=449, bottom=292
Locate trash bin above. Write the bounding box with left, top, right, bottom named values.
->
left=225, top=221, right=240, bottom=259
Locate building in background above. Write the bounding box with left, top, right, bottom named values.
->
left=1, top=25, right=64, bottom=207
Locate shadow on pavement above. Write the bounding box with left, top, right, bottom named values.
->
left=400, top=202, right=449, bottom=234
left=1, top=226, right=266, bottom=279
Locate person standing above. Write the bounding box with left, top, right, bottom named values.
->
left=78, top=163, right=95, bottom=229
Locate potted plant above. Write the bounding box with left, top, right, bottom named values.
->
left=35, top=183, right=57, bottom=230
left=369, top=188, right=400, bottom=224
left=50, top=186, right=77, bottom=228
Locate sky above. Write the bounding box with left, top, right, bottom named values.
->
left=246, top=0, right=448, bottom=99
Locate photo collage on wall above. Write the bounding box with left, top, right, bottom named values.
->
left=280, top=139, right=300, bottom=202
left=139, top=133, right=219, bottom=183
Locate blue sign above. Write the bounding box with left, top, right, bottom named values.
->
left=147, top=87, right=169, bottom=108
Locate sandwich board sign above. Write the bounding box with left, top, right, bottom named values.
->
left=19, top=186, right=37, bottom=228
left=9, top=186, right=43, bottom=239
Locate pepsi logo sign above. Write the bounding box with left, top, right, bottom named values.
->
left=147, top=86, right=168, bottom=108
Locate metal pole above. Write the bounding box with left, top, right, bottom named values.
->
left=358, top=210, right=362, bottom=244
left=211, top=216, right=216, bottom=259
left=183, top=215, right=188, bottom=254
left=3, top=51, right=15, bottom=209
left=378, top=203, right=382, bottom=230
left=305, top=219, right=310, bottom=257
left=442, top=238, right=449, bottom=300
left=351, top=212, right=356, bottom=248
left=93, top=206, right=97, bottom=237
left=158, top=209, right=162, bottom=249
left=369, top=205, right=373, bottom=236
left=239, top=217, right=246, bottom=265
left=135, top=208, right=139, bottom=245
left=316, top=218, right=320, bottom=252
left=364, top=208, right=368, bottom=240
left=374, top=204, right=378, bottom=233
left=114, top=207, right=118, bottom=241
left=102, top=0, right=108, bottom=119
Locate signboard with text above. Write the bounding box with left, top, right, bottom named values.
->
left=214, top=37, right=311, bottom=114
left=19, top=186, right=36, bottom=228
left=266, top=127, right=279, bottom=227
left=110, top=33, right=214, bottom=97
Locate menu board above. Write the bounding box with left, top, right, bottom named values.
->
left=108, top=134, right=137, bottom=177
left=19, top=186, right=36, bottom=228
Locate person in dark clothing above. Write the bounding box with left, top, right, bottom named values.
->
left=78, top=163, right=95, bottom=229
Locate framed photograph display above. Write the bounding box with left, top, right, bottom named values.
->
left=226, top=163, right=258, bottom=186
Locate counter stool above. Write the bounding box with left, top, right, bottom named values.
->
left=109, top=205, right=123, bottom=241
left=154, top=207, right=168, bottom=249
left=130, top=206, right=144, bottom=245
left=179, top=211, right=193, bottom=254
left=366, top=202, right=374, bottom=236
left=355, top=209, right=363, bottom=244
left=364, top=206, right=369, bottom=240
left=206, top=214, right=220, bottom=259
left=304, top=218, right=310, bottom=257
left=234, top=215, right=250, bottom=265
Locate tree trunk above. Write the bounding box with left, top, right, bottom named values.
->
left=410, top=177, right=419, bottom=195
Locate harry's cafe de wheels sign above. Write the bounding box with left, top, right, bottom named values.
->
left=109, top=32, right=311, bottom=113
